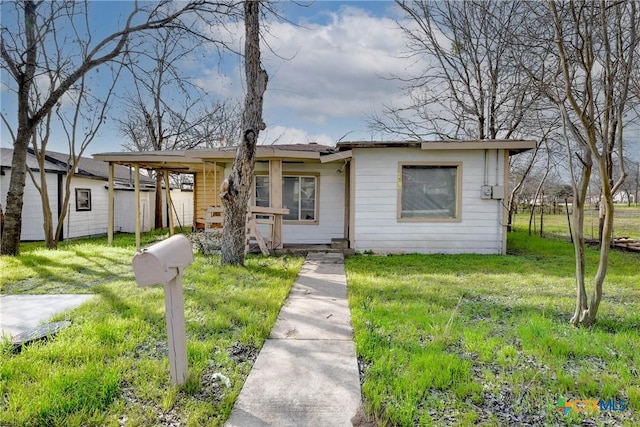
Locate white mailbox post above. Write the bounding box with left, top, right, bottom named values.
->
left=132, top=234, right=193, bottom=386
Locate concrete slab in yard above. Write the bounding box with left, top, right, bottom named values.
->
left=0, top=294, right=94, bottom=339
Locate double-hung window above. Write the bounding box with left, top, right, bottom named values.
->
left=399, top=163, right=460, bottom=221
left=283, top=176, right=316, bottom=221
left=254, top=174, right=318, bottom=223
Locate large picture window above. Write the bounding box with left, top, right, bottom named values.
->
left=75, top=188, right=92, bottom=211
left=254, top=174, right=318, bottom=222
left=399, top=164, right=460, bottom=220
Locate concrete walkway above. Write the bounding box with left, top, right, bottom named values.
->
left=226, top=252, right=361, bottom=427
left=0, top=294, right=94, bottom=338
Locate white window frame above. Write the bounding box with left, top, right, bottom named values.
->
left=253, top=173, right=319, bottom=224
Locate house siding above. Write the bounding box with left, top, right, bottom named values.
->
left=282, top=162, right=345, bottom=244
left=352, top=147, right=506, bottom=254
left=251, top=161, right=345, bottom=244
left=114, top=188, right=192, bottom=233
left=169, top=189, right=194, bottom=229
left=0, top=172, right=60, bottom=241
left=114, top=190, right=153, bottom=233
left=2, top=151, right=194, bottom=241
left=65, top=177, right=109, bottom=239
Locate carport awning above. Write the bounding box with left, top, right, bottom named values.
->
left=92, top=151, right=206, bottom=173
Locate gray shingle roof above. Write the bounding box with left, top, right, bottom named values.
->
left=0, top=148, right=154, bottom=185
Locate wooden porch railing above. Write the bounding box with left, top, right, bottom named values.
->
left=200, top=206, right=289, bottom=255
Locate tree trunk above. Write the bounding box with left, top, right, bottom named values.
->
left=2, top=134, right=30, bottom=255
left=35, top=167, right=55, bottom=249
left=1, top=1, right=37, bottom=255
left=569, top=148, right=592, bottom=327
left=220, top=1, right=267, bottom=266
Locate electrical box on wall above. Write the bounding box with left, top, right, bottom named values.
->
left=481, top=185, right=492, bottom=199
left=491, top=186, right=504, bottom=200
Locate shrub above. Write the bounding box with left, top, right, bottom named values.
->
left=190, top=231, right=222, bottom=256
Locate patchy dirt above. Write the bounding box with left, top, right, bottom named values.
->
left=227, top=341, right=259, bottom=364
left=351, top=405, right=378, bottom=426
left=133, top=338, right=169, bottom=360
left=119, top=385, right=183, bottom=427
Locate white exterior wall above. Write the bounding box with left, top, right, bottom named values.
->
left=249, top=161, right=345, bottom=244
left=114, top=190, right=153, bottom=233
left=64, top=177, right=109, bottom=239
left=281, top=162, right=345, bottom=244
left=2, top=169, right=194, bottom=241
left=1, top=170, right=60, bottom=241
left=168, top=189, right=194, bottom=228
left=352, top=147, right=506, bottom=254
left=114, top=189, right=193, bottom=233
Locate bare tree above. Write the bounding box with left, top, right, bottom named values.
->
left=374, top=0, right=544, bottom=140
left=523, top=1, right=640, bottom=326
left=220, top=0, right=268, bottom=265
left=373, top=0, right=555, bottom=232
left=0, top=0, right=236, bottom=255
left=117, top=27, right=241, bottom=229
left=24, top=62, right=121, bottom=249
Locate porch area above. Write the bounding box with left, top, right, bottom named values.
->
left=93, top=144, right=352, bottom=252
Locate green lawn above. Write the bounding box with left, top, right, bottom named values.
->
left=347, top=231, right=640, bottom=426
left=0, top=231, right=303, bottom=426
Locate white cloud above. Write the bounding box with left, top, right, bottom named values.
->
left=258, top=125, right=334, bottom=146
left=261, top=6, right=419, bottom=124
left=193, top=3, right=426, bottom=138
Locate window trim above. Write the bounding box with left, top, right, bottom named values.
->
left=397, top=162, right=462, bottom=223
left=75, top=188, right=92, bottom=212
left=283, top=173, right=319, bottom=225
left=252, top=172, right=320, bottom=225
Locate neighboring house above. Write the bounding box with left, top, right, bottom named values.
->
left=0, top=148, right=193, bottom=241
left=94, top=140, right=535, bottom=254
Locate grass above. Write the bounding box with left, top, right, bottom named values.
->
left=0, top=231, right=303, bottom=426
left=347, top=231, right=640, bottom=426
left=513, top=204, right=640, bottom=241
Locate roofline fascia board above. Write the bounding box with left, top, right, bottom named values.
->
left=420, top=140, right=536, bottom=151
left=93, top=154, right=201, bottom=164
left=186, top=148, right=321, bottom=160
left=319, top=150, right=353, bottom=163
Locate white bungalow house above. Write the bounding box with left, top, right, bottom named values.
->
left=0, top=148, right=193, bottom=241
left=94, top=140, right=535, bottom=254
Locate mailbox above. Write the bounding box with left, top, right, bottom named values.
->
left=133, top=234, right=193, bottom=287
left=132, top=233, right=193, bottom=386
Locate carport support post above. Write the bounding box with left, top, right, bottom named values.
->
left=108, top=163, right=115, bottom=246
left=163, top=170, right=174, bottom=235
left=135, top=164, right=141, bottom=250
left=269, top=159, right=283, bottom=249
left=163, top=271, right=188, bottom=385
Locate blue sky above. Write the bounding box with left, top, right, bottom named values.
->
left=1, top=1, right=418, bottom=155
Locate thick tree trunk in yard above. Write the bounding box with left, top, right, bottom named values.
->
left=1, top=1, right=37, bottom=255
left=220, top=1, right=267, bottom=265
left=2, top=134, right=30, bottom=255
